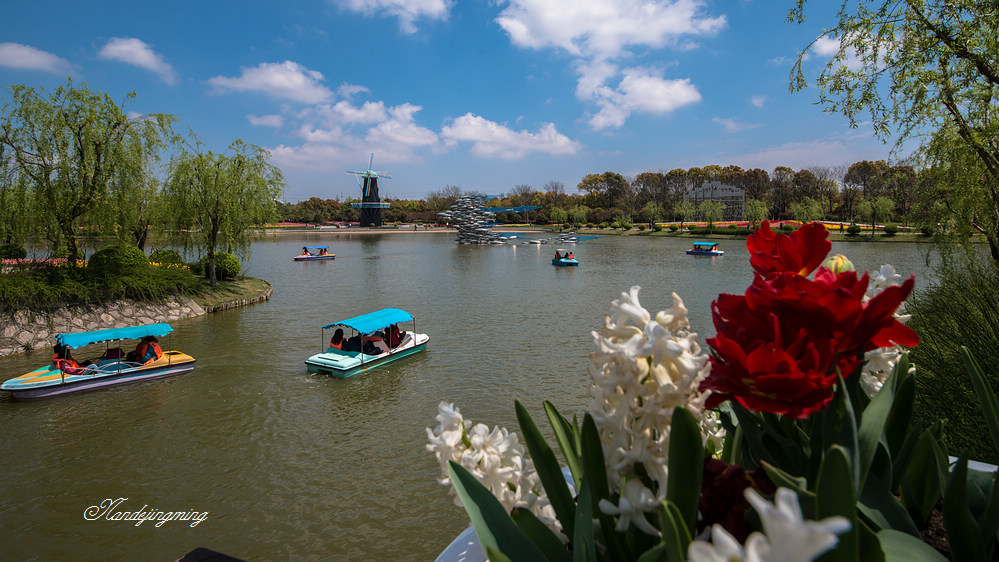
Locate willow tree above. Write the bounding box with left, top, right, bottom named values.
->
left=165, top=138, right=284, bottom=286
left=790, top=0, right=999, bottom=261
left=0, top=79, right=175, bottom=263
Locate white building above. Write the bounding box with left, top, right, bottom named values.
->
left=685, top=181, right=745, bottom=221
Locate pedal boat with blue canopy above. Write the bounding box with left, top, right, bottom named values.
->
left=305, top=308, right=429, bottom=378
left=552, top=249, right=579, bottom=266
left=294, top=246, right=335, bottom=261
left=686, top=242, right=724, bottom=256
left=1, top=323, right=196, bottom=400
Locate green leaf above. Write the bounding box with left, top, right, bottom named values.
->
left=511, top=508, right=572, bottom=562
left=484, top=545, right=513, bottom=562
left=572, top=477, right=597, bottom=562
left=545, top=400, right=583, bottom=488
left=447, top=461, right=547, bottom=562
left=877, top=529, right=949, bottom=562
left=580, top=414, right=627, bottom=558
left=516, top=399, right=577, bottom=541
left=900, top=430, right=948, bottom=524
left=884, top=371, right=916, bottom=463
left=859, top=470, right=920, bottom=536
left=657, top=500, right=692, bottom=562
left=859, top=360, right=905, bottom=492
left=943, top=457, right=987, bottom=562
left=816, top=445, right=858, bottom=562
left=666, top=407, right=703, bottom=535
left=961, top=346, right=999, bottom=457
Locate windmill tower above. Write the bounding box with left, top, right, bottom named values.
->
left=347, top=153, right=392, bottom=227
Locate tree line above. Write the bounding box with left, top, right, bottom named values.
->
left=0, top=78, right=284, bottom=286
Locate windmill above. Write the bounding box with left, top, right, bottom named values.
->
left=347, top=153, right=392, bottom=227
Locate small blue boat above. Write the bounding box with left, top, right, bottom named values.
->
left=305, top=308, right=429, bottom=378
left=552, top=249, right=579, bottom=266
left=686, top=242, right=724, bottom=256
left=1, top=323, right=196, bottom=400
left=294, top=246, right=335, bottom=261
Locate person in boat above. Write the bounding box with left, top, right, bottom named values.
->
left=567, top=251, right=574, bottom=259
left=386, top=324, right=405, bottom=348
left=301, top=247, right=310, bottom=256
left=52, top=344, right=94, bottom=374
left=127, top=336, right=162, bottom=364
left=362, top=331, right=386, bottom=355
left=554, top=250, right=561, bottom=259
left=329, top=328, right=345, bottom=350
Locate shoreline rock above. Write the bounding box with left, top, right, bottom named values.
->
left=0, top=281, right=272, bottom=358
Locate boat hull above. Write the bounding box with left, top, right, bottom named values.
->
left=552, top=258, right=579, bottom=266
left=2, top=351, right=196, bottom=400
left=294, top=255, right=335, bottom=261
left=685, top=250, right=724, bottom=256
left=305, top=338, right=428, bottom=378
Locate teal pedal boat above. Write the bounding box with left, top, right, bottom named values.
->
left=305, top=308, right=428, bottom=378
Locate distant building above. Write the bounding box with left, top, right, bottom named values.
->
left=686, top=181, right=745, bottom=221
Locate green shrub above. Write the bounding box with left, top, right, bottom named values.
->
left=148, top=249, right=183, bottom=265
left=668, top=225, right=678, bottom=232
left=598, top=222, right=608, bottom=229
left=637, top=224, right=646, bottom=231
left=921, top=224, right=936, bottom=237
left=52, top=247, right=71, bottom=259
left=563, top=222, right=571, bottom=229
left=88, top=244, right=149, bottom=277
left=883, top=223, right=898, bottom=236
left=610, top=221, right=621, bottom=229
left=846, top=224, right=862, bottom=236
left=909, top=256, right=999, bottom=464
left=653, top=224, right=663, bottom=232
left=200, top=252, right=241, bottom=280
left=622, top=222, right=633, bottom=230
left=0, top=243, right=27, bottom=260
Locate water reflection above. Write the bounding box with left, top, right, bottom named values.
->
left=0, top=233, right=942, bottom=560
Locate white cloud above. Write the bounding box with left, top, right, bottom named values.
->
left=334, top=0, right=453, bottom=34
left=248, top=114, right=285, bottom=127
left=98, top=37, right=177, bottom=84
left=208, top=61, right=333, bottom=104
left=441, top=113, right=581, bottom=158
left=0, top=42, right=72, bottom=74
left=498, top=0, right=722, bottom=129
left=496, top=0, right=726, bottom=59
left=712, top=116, right=759, bottom=133
left=813, top=36, right=840, bottom=57
left=587, top=67, right=701, bottom=130
left=750, top=95, right=766, bottom=108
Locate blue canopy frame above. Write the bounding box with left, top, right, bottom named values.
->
left=303, top=246, right=329, bottom=250
left=56, top=323, right=174, bottom=349
left=321, top=308, right=414, bottom=333
left=692, top=242, right=718, bottom=247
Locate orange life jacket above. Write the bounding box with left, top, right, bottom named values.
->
left=330, top=339, right=344, bottom=350
left=136, top=341, right=162, bottom=364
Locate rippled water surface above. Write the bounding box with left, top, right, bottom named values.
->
left=0, top=232, right=939, bottom=561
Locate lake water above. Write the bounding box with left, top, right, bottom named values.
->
left=0, top=232, right=939, bottom=561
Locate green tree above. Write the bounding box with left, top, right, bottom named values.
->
left=698, top=200, right=724, bottom=233
left=790, top=0, right=999, bottom=260
left=675, top=200, right=695, bottom=231
left=568, top=205, right=589, bottom=226
left=789, top=196, right=823, bottom=224
left=745, top=198, right=769, bottom=227
left=0, top=79, right=176, bottom=263
left=577, top=172, right=631, bottom=210
left=639, top=201, right=664, bottom=225
left=165, top=137, right=284, bottom=286
left=549, top=206, right=568, bottom=224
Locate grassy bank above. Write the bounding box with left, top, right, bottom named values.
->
left=188, top=277, right=272, bottom=310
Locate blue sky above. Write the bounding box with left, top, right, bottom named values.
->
left=0, top=0, right=903, bottom=203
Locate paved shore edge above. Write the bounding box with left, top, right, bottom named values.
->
left=0, top=279, right=273, bottom=359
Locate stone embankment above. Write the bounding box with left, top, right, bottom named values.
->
left=0, top=282, right=273, bottom=357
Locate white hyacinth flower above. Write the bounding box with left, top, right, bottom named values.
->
left=598, top=479, right=660, bottom=536
left=588, top=286, right=720, bottom=506
left=687, top=524, right=748, bottom=562
left=426, top=402, right=559, bottom=533
left=743, top=488, right=851, bottom=561
left=860, top=264, right=916, bottom=397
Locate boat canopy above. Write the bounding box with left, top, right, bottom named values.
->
left=322, top=308, right=414, bottom=333
left=692, top=242, right=718, bottom=247
left=56, top=323, right=175, bottom=349
left=304, top=246, right=329, bottom=249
